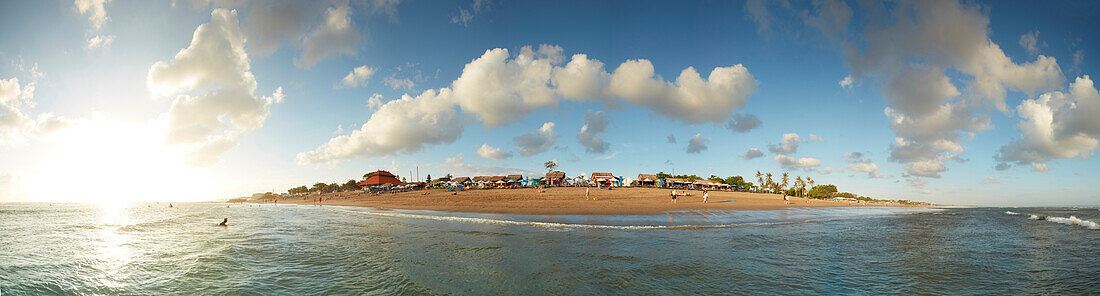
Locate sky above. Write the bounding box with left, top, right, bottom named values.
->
left=0, top=0, right=1097, bottom=206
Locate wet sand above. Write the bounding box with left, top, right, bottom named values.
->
left=262, top=187, right=913, bottom=215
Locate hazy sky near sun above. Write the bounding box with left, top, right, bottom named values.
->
left=0, top=0, right=1097, bottom=206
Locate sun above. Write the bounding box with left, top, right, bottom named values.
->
left=23, top=120, right=213, bottom=203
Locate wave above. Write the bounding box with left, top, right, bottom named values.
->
left=328, top=207, right=826, bottom=230
left=1043, top=216, right=1100, bottom=229
left=1004, top=211, right=1020, bottom=215
left=1029, top=215, right=1043, bottom=220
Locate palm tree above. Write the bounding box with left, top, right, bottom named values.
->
left=764, top=173, right=774, bottom=193
left=795, top=176, right=804, bottom=197
left=544, top=160, right=558, bottom=172
left=807, top=177, right=815, bottom=198
left=781, top=172, right=790, bottom=193
left=755, top=171, right=764, bottom=192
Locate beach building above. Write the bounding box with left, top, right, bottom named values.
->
left=637, top=174, right=657, bottom=187
left=358, top=170, right=403, bottom=187
left=453, top=177, right=471, bottom=186
left=543, top=171, right=566, bottom=186
left=591, top=172, right=615, bottom=187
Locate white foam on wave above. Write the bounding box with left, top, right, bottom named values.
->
left=1043, top=216, right=1100, bottom=229
left=1004, top=211, right=1020, bottom=215
left=1029, top=215, right=1042, bottom=220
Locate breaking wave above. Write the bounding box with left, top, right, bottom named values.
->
left=1043, top=216, right=1100, bottom=229
left=331, top=208, right=821, bottom=230
left=1004, top=211, right=1020, bottom=215
left=1029, top=215, right=1042, bottom=220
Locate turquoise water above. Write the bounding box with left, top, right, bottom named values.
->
left=0, top=203, right=1097, bottom=294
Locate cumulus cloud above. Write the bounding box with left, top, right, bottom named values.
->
left=767, top=133, right=800, bottom=155
left=341, top=65, right=375, bottom=88
left=299, top=44, right=759, bottom=162
left=609, top=59, right=756, bottom=124
left=450, top=0, right=490, bottom=26
left=86, top=34, right=114, bottom=50
left=297, top=89, right=462, bottom=164
left=241, top=0, right=317, bottom=55
left=807, top=134, right=824, bottom=142
left=577, top=110, right=610, bottom=154
left=741, top=148, right=764, bottom=159
left=451, top=45, right=563, bottom=127
left=995, top=76, right=1100, bottom=171
left=366, top=93, right=383, bottom=110
left=147, top=9, right=283, bottom=166
left=476, top=143, right=513, bottom=160
left=74, top=0, right=110, bottom=29
left=513, top=122, right=559, bottom=157
left=725, top=113, right=761, bottom=133
left=296, top=5, right=360, bottom=67
left=775, top=155, right=821, bottom=170
left=1018, top=30, right=1045, bottom=55
left=686, top=133, right=709, bottom=154
left=751, top=0, right=1066, bottom=185
left=1, top=77, right=76, bottom=146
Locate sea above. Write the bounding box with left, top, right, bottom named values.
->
left=0, top=203, right=1097, bottom=295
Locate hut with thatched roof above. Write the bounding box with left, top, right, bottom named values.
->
left=637, top=174, right=657, bottom=187
left=543, top=171, right=566, bottom=186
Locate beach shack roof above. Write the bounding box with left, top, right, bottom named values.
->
left=453, top=177, right=470, bottom=183
left=489, top=176, right=506, bottom=182
left=544, top=171, right=566, bottom=179
left=637, top=174, right=657, bottom=181
left=506, top=174, right=524, bottom=181
left=591, top=172, right=614, bottom=180
left=473, top=176, right=491, bottom=183
left=358, top=170, right=402, bottom=186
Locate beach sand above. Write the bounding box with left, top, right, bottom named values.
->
left=262, top=187, right=914, bottom=215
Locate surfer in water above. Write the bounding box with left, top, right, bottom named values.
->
left=218, top=218, right=228, bottom=226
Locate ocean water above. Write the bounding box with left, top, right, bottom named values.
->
left=0, top=203, right=1097, bottom=295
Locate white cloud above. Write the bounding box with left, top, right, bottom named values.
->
left=769, top=0, right=1070, bottom=185
left=807, top=134, right=824, bottom=142
left=296, top=5, right=360, bottom=67
left=297, top=89, right=462, bottom=164
left=839, top=75, right=854, bottom=89
left=366, top=93, right=384, bottom=110
left=775, top=155, right=821, bottom=170
left=609, top=59, right=756, bottom=124
left=147, top=9, right=283, bottom=166
left=450, top=0, right=490, bottom=27
left=1018, top=30, right=1045, bottom=55
left=384, top=76, right=414, bottom=90
left=86, top=34, right=114, bottom=50
left=553, top=54, right=612, bottom=103
left=513, top=122, right=559, bottom=157
left=74, top=0, right=110, bottom=29
left=577, top=110, right=610, bottom=154
left=767, top=133, right=800, bottom=155
left=368, top=0, right=403, bottom=19
left=476, top=143, right=513, bottom=160
left=1074, top=50, right=1085, bottom=69
left=1, top=77, right=76, bottom=145
left=299, top=44, right=759, bottom=162
left=741, top=148, right=764, bottom=159
left=451, top=45, right=562, bottom=127
left=686, top=133, right=709, bottom=154
left=341, top=65, right=375, bottom=88
left=725, top=113, right=761, bottom=133
left=995, top=76, right=1100, bottom=171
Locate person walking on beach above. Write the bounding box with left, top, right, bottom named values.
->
left=670, top=190, right=678, bottom=203
left=586, top=186, right=591, bottom=200
left=783, top=193, right=790, bottom=205
left=703, top=189, right=709, bottom=203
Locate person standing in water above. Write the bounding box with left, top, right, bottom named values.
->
left=218, top=218, right=228, bottom=226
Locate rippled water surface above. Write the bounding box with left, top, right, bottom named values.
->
left=1, top=203, right=1097, bottom=294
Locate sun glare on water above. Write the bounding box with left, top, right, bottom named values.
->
left=24, top=121, right=212, bottom=203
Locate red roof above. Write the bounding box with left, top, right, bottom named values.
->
left=358, top=170, right=402, bottom=186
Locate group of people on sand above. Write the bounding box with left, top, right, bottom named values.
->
left=668, top=189, right=707, bottom=203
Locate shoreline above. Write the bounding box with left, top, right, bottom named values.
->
left=251, top=187, right=922, bottom=215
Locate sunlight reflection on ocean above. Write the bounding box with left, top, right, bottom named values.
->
left=0, top=203, right=1096, bottom=294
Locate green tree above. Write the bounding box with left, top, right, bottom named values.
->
left=765, top=173, right=774, bottom=193
left=755, top=171, right=764, bottom=192
left=780, top=172, right=789, bottom=192
left=806, top=184, right=838, bottom=199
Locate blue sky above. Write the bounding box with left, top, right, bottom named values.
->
left=0, top=0, right=1097, bottom=206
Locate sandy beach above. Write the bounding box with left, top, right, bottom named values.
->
left=259, top=187, right=918, bottom=215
